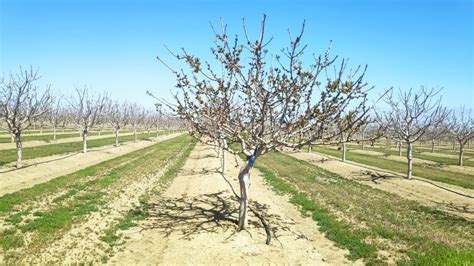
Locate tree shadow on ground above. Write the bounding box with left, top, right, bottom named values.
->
left=139, top=192, right=305, bottom=246
left=354, top=170, right=398, bottom=183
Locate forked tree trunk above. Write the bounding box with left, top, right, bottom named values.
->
left=15, top=133, right=22, bottom=168
left=238, top=163, right=251, bottom=230
left=459, top=143, right=465, bottom=166
left=115, top=128, right=120, bottom=147
left=341, top=142, right=346, bottom=162
left=83, top=132, right=88, bottom=153
left=407, top=142, right=413, bottom=179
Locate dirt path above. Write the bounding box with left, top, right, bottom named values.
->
left=0, top=132, right=137, bottom=150
left=0, top=133, right=183, bottom=197
left=290, top=152, right=474, bottom=220
left=110, top=143, right=357, bottom=265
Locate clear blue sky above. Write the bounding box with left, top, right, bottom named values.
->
left=1, top=0, right=472, bottom=109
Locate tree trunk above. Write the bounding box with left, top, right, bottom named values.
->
left=238, top=163, right=251, bottom=230
left=308, top=143, right=312, bottom=153
left=98, top=130, right=101, bottom=136
left=431, top=139, right=435, bottom=153
left=115, top=129, right=119, bottom=147
left=453, top=141, right=455, bottom=150
left=53, top=126, right=57, bottom=142
left=341, top=142, right=347, bottom=162
left=83, top=132, right=87, bottom=153
left=407, top=142, right=413, bottom=179
left=221, top=140, right=227, bottom=173
left=437, top=138, right=440, bottom=146
left=15, top=133, right=22, bottom=168
left=11, top=134, right=14, bottom=143
left=156, top=126, right=159, bottom=138
left=148, top=129, right=151, bottom=137
left=398, top=141, right=402, bottom=156
left=134, top=128, right=137, bottom=142
left=459, top=143, right=464, bottom=166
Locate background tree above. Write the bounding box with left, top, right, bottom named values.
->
left=129, top=103, right=145, bottom=142
left=449, top=106, right=474, bottom=166
left=109, top=100, right=131, bottom=146
left=0, top=67, right=52, bottom=168
left=69, top=87, right=108, bottom=153
left=49, top=94, right=63, bottom=142
left=153, top=15, right=371, bottom=231
left=377, top=87, right=449, bottom=179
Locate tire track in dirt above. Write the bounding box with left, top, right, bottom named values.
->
left=110, top=143, right=357, bottom=265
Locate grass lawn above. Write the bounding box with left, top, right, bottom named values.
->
left=254, top=151, right=474, bottom=265
left=0, top=134, right=194, bottom=260
left=0, top=131, right=170, bottom=166
left=311, top=146, right=474, bottom=189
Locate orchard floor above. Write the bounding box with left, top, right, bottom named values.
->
left=109, top=143, right=357, bottom=265
left=290, top=151, right=474, bottom=220
left=0, top=133, right=183, bottom=197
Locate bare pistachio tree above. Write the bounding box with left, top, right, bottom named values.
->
left=449, top=106, right=474, bottom=166
left=153, top=15, right=371, bottom=231
left=49, top=95, right=64, bottom=142
left=377, top=87, right=449, bottom=179
left=0, top=67, right=52, bottom=168
left=130, top=103, right=145, bottom=142
left=69, top=87, right=108, bottom=153
left=109, top=100, right=131, bottom=146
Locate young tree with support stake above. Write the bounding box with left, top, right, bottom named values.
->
left=449, top=106, right=474, bottom=166
left=69, top=87, right=108, bottom=153
left=377, top=87, right=449, bottom=179
left=0, top=67, right=52, bottom=168
left=152, top=15, right=372, bottom=235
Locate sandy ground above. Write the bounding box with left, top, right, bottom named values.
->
left=0, top=132, right=138, bottom=150
left=0, top=133, right=183, bottom=197
left=290, top=152, right=474, bottom=220
left=109, top=143, right=358, bottom=265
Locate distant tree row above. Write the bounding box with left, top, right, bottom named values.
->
left=0, top=67, right=181, bottom=168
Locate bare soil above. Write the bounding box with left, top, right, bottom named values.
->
left=109, top=143, right=358, bottom=265
left=290, top=152, right=474, bottom=220
left=0, top=133, right=182, bottom=197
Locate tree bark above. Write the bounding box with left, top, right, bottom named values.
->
left=15, top=133, right=22, bottom=168
left=407, top=142, right=413, bottom=179
left=341, top=142, right=347, bottom=162
left=308, top=143, right=312, bottom=153
left=115, top=129, right=120, bottom=147
left=52, top=126, right=57, bottom=142
left=431, top=139, right=435, bottom=153
left=83, top=132, right=88, bottom=153
left=398, top=141, right=402, bottom=156
left=459, top=143, right=464, bottom=166
left=238, top=163, right=251, bottom=230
